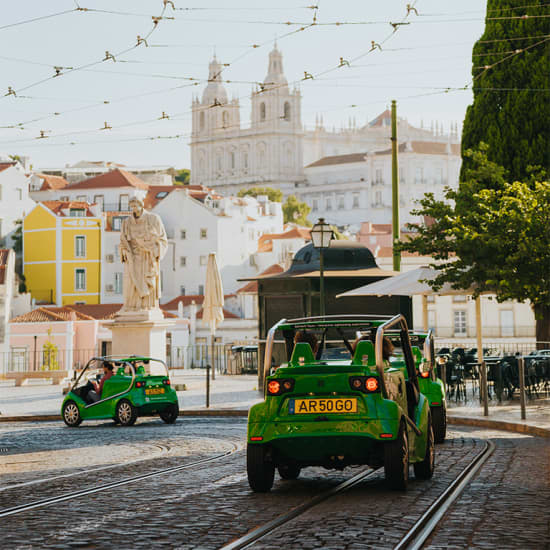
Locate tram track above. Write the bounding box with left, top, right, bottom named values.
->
left=221, top=439, right=495, bottom=550
left=0, top=442, right=241, bottom=518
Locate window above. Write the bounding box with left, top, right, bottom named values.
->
left=230, top=151, right=235, bottom=169
left=427, top=295, right=435, bottom=303
left=375, top=191, right=382, bottom=206
left=452, top=295, right=468, bottom=302
left=17, top=188, right=22, bottom=200
left=375, top=168, right=383, bottom=184
left=312, top=198, right=319, bottom=212
left=283, top=101, right=291, bottom=121
left=94, top=195, right=104, bottom=209
left=415, top=166, right=424, bottom=184
left=112, top=217, right=123, bottom=231
left=114, top=272, right=123, bottom=294
left=325, top=197, right=332, bottom=211
left=453, top=311, right=467, bottom=336
left=243, top=152, right=249, bottom=169
left=260, top=102, right=266, bottom=121
left=76, top=195, right=87, bottom=202
left=200, top=255, right=207, bottom=266
left=115, top=245, right=120, bottom=260
left=119, top=194, right=129, bottom=211
left=75, top=269, right=86, bottom=291
left=216, top=154, right=223, bottom=172
left=180, top=256, right=186, bottom=267
left=436, top=167, right=444, bottom=185
left=69, top=209, right=85, bottom=217
left=222, top=110, right=229, bottom=127
left=75, top=236, right=86, bottom=258
left=337, top=194, right=345, bottom=210
left=180, top=286, right=186, bottom=296
left=198, top=284, right=204, bottom=295
left=200, top=228, right=207, bottom=239
left=156, top=191, right=169, bottom=199
left=180, top=229, right=186, bottom=239
left=352, top=192, right=360, bottom=208
left=60, top=196, right=69, bottom=201
left=500, top=310, right=514, bottom=337
left=200, top=111, right=205, bottom=130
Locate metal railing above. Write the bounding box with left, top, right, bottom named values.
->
left=0, top=348, right=97, bottom=374
left=428, top=325, right=536, bottom=338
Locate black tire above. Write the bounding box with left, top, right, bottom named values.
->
left=414, top=415, right=435, bottom=480
left=247, top=444, right=275, bottom=493
left=115, top=399, right=138, bottom=426
left=278, top=464, right=301, bottom=480
left=160, top=403, right=179, bottom=424
left=384, top=420, right=409, bottom=490
left=432, top=405, right=447, bottom=443
left=62, top=400, right=82, bottom=427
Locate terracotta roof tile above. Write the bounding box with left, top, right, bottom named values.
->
left=35, top=173, right=70, bottom=190
left=161, top=294, right=235, bottom=310
left=306, top=152, right=367, bottom=168
left=41, top=201, right=98, bottom=217
left=0, top=162, right=16, bottom=173
left=0, top=266, right=6, bottom=285
left=144, top=185, right=177, bottom=210
left=236, top=264, right=284, bottom=293
left=0, top=249, right=10, bottom=266
left=257, top=227, right=311, bottom=253
left=64, top=169, right=148, bottom=190
left=196, top=307, right=239, bottom=319
left=374, top=141, right=460, bottom=156
left=368, top=109, right=392, bottom=127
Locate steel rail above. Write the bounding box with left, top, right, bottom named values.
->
left=0, top=443, right=240, bottom=518
left=221, top=468, right=379, bottom=550
left=394, top=439, right=496, bottom=550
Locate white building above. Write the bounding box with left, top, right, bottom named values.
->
left=298, top=140, right=461, bottom=231
left=253, top=225, right=311, bottom=273
left=101, top=185, right=284, bottom=303
left=0, top=159, right=35, bottom=247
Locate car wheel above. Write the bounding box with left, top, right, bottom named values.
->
left=414, top=415, right=435, bottom=480
left=432, top=405, right=447, bottom=443
left=63, top=400, right=82, bottom=427
left=278, top=464, right=301, bottom=480
left=247, top=444, right=275, bottom=493
left=116, top=399, right=138, bottom=426
left=159, top=403, right=179, bottom=424
left=384, top=420, right=409, bottom=490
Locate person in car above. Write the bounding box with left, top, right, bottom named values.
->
left=294, top=330, right=319, bottom=354
left=351, top=334, right=394, bottom=364
left=86, top=362, right=115, bottom=403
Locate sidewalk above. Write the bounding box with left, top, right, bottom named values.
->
left=0, top=374, right=549, bottom=437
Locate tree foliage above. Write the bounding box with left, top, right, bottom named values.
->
left=282, top=194, right=312, bottom=226
left=460, top=0, right=550, bottom=182
left=173, top=169, right=190, bottom=185
left=399, top=148, right=550, bottom=343
left=237, top=186, right=283, bottom=203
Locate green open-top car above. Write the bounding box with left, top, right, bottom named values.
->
left=247, top=314, right=435, bottom=492
left=61, top=356, right=179, bottom=427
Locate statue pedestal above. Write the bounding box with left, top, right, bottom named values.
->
left=105, top=309, right=174, bottom=366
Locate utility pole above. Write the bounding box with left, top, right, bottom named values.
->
left=391, top=99, right=401, bottom=272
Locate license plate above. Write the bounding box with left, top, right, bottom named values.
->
left=289, top=398, right=357, bottom=414
left=145, top=388, right=165, bottom=395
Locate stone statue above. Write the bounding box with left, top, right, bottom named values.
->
left=119, top=197, right=168, bottom=312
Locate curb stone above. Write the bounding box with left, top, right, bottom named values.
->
left=448, top=415, right=550, bottom=438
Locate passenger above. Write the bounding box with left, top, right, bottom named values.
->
left=87, top=362, right=115, bottom=403
left=382, top=337, right=394, bottom=364
left=294, top=330, right=319, bottom=354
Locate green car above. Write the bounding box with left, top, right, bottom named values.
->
left=61, top=356, right=179, bottom=427
left=247, top=314, right=435, bottom=492
left=386, top=330, right=447, bottom=443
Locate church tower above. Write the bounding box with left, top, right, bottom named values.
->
left=191, top=55, right=240, bottom=185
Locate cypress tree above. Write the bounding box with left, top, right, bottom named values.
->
left=461, top=0, right=550, bottom=181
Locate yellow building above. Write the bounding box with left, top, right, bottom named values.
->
left=23, top=201, right=102, bottom=305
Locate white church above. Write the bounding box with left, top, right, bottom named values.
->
left=190, top=45, right=462, bottom=231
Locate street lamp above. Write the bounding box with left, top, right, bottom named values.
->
left=311, top=217, right=334, bottom=317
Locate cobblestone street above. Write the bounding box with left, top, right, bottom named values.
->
left=1, top=419, right=548, bottom=549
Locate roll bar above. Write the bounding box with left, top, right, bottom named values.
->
left=263, top=318, right=286, bottom=392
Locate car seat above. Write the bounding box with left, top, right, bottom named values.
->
left=290, top=343, right=315, bottom=366
left=411, top=346, right=423, bottom=366
left=351, top=340, right=376, bottom=366
left=117, top=367, right=126, bottom=376
left=136, top=366, right=146, bottom=375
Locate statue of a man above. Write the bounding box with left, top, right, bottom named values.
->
left=119, top=197, right=168, bottom=311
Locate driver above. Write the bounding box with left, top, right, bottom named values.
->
left=87, top=362, right=115, bottom=403
left=294, top=330, right=319, bottom=354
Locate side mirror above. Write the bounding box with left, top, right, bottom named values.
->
left=436, top=356, right=448, bottom=365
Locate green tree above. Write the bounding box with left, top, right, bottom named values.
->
left=11, top=219, right=23, bottom=254
left=460, top=1, right=550, bottom=182
left=237, top=186, right=283, bottom=203
left=173, top=169, right=190, bottom=185
left=399, top=148, right=550, bottom=345
left=41, top=328, right=60, bottom=371
left=282, top=195, right=312, bottom=226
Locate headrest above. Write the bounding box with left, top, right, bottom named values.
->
left=411, top=346, right=423, bottom=364
left=136, top=366, right=145, bottom=375
left=116, top=367, right=126, bottom=376
left=290, top=342, right=315, bottom=366
left=352, top=340, right=375, bottom=366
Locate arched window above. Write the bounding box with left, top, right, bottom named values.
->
left=199, top=111, right=205, bottom=130
left=260, top=102, right=266, bottom=121
left=230, top=151, right=235, bottom=169
left=283, top=102, right=291, bottom=121
left=216, top=153, right=223, bottom=172
left=222, top=110, right=229, bottom=128
left=286, top=147, right=293, bottom=167
left=243, top=152, right=249, bottom=169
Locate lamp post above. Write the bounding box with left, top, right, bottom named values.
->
left=311, top=218, right=334, bottom=317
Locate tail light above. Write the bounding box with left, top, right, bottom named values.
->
left=162, top=378, right=171, bottom=385
left=267, top=378, right=294, bottom=396
left=420, top=371, right=430, bottom=378
left=349, top=376, right=380, bottom=394
left=135, top=381, right=145, bottom=388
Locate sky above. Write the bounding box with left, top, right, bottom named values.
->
left=0, top=0, right=490, bottom=169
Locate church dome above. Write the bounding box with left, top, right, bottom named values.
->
left=288, top=241, right=378, bottom=273
left=201, top=55, right=228, bottom=105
